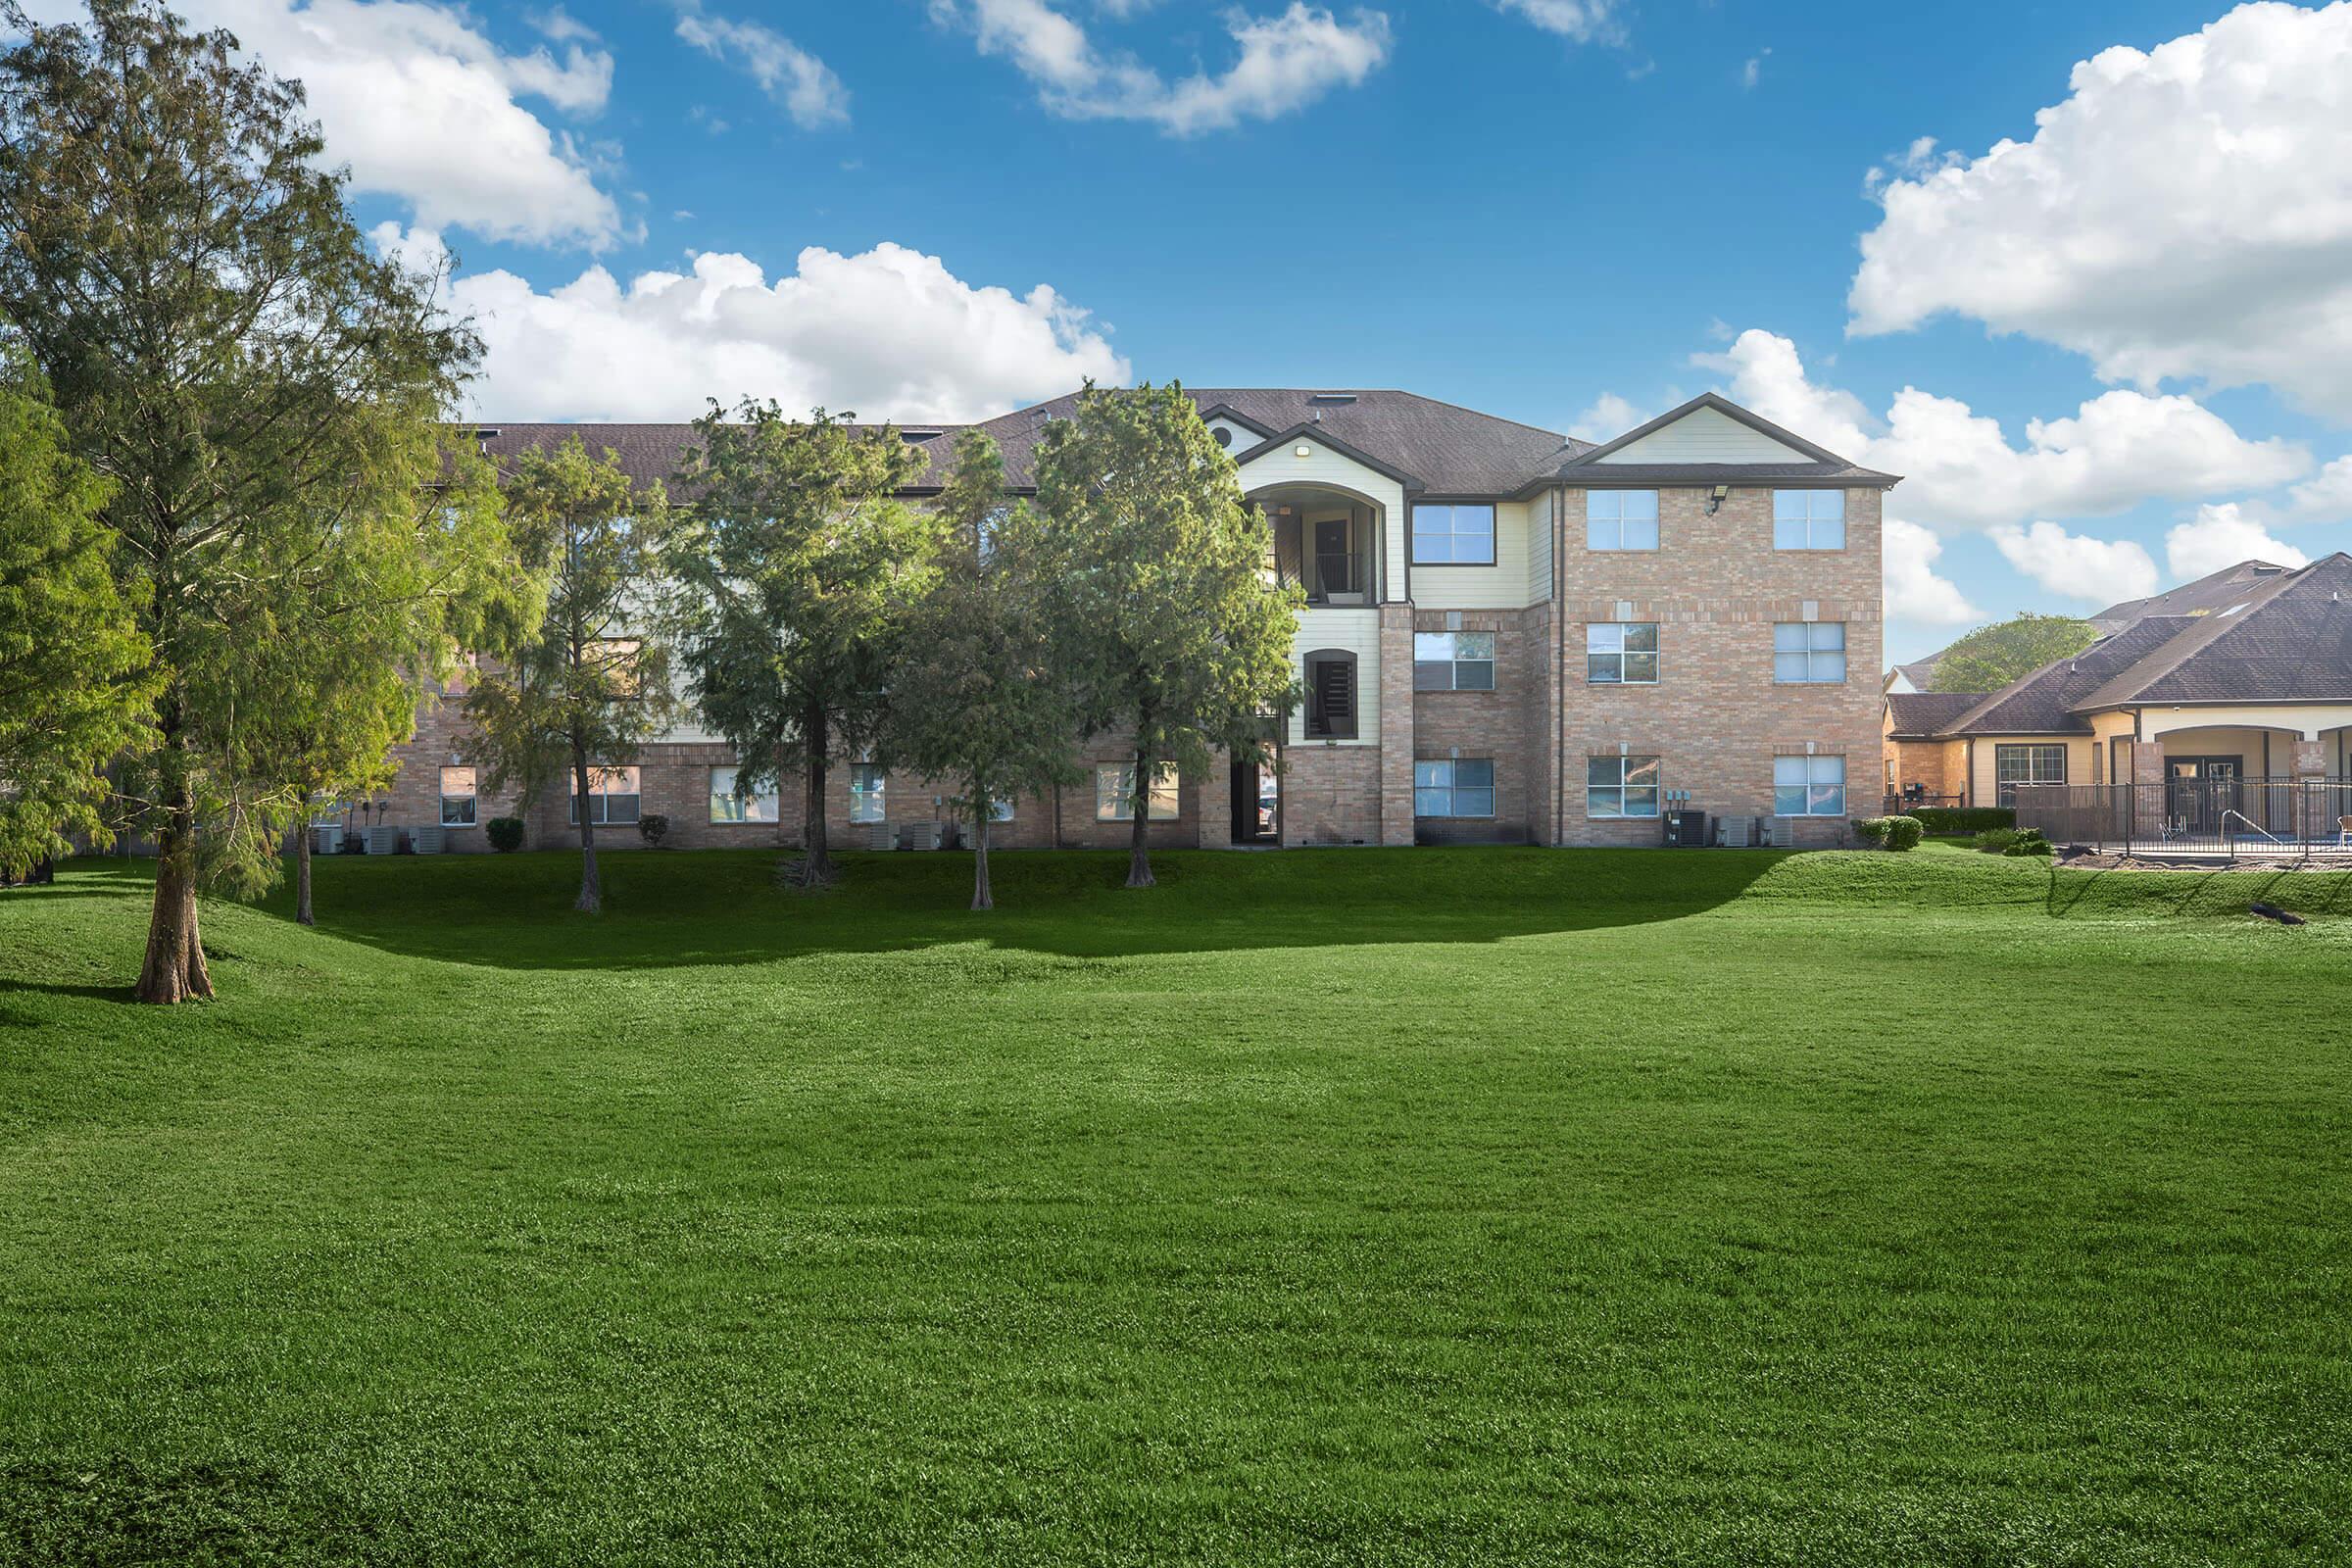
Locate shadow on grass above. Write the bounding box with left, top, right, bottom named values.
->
left=234, top=846, right=1791, bottom=972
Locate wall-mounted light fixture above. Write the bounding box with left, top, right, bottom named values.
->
left=1295, top=444, right=1313, bottom=458
left=1706, top=483, right=1730, bottom=514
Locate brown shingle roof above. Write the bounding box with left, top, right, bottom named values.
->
left=470, top=421, right=962, bottom=493
left=1886, top=692, right=1985, bottom=737
left=2073, top=553, right=2352, bottom=710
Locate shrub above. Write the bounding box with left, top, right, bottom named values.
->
left=637, top=814, right=670, bottom=849
left=1882, top=815, right=1924, bottom=852
left=1850, top=817, right=1891, bottom=848
left=1974, top=827, right=2021, bottom=855
left=485, top=816, right=526, bottom=854
left=2003, top=828, right=2053, bottom=858
left=1911, top=806, right=2015, bottom=835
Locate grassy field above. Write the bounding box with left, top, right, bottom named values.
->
left=3, top=845, right=2350, bottom=1565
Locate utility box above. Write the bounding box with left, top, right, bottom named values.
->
left=1663, top=809, right=1709, bottom=848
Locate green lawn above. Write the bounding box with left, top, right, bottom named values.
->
left=3, top=846, right=2350, bottom=1565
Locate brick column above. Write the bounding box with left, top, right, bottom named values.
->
left=1378, top=603, right=1416, bottom=847
left=2129, top=736, right=2168, bottom=786
left=2293, top=739, right=2328, bottom=780
left=1197, top=751, right=1233, bottom=849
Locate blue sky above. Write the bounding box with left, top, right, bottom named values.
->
left=26, top=0, right=2352, bottom=662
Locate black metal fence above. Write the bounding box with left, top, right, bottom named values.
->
left=1883, top=793, right=1965, bottom=814
left=2014, top=778, right=2352, bottom=858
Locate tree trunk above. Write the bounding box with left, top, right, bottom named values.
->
left=1126, top=747, right=1155, bottom=888
left=134, top=799, right=214, bottom=1004
left=571, top=738, right=601, bottom=913
left=794, top=702, right=837, bottom=888
left=295, top=822, right=315, bottom=927
left=972, top=800, right=994, bottom=911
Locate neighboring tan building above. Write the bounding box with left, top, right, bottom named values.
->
left=1883, top=555, right=2352, bottom=810
left=360, top=389, right=1895, bottom=854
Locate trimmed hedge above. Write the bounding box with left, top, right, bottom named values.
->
left=1910, top=806, right=2014, bottom=835
left=485, top=816, right=526, bottom=854
left=1849, top=815, right=1925, bottom=852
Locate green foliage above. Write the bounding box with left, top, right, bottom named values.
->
left=2004, top=828, right=2053, bottom=858
left=1912, top=806, right=2015, bottom=835
left=1975, top=827, right=2022, bottom=854
left=1030, top=382, right=1301, bottom=886
left=0, top=352, right=153, bottom=875
left=667, top=402, right=938, bottom=886
left=877, top=431, right=1079, bottom=910
left=463, top=436, right=669, bottom=911
left=1930, top=612, right=2099, bottom=693
left=1850, top=816, right=1925, bottom=852
left=485, top=816, right=525, bottom=854
left=636, top=814, right=669, bottom=848
left=0, top=0, right=511, bottom=996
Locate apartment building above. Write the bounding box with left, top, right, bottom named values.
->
left=371, top=389, right=1894, bottom=852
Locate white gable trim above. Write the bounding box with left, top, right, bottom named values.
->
left=1592, top=404, right=1817, bottom=465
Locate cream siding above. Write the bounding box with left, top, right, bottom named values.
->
left=1593, top=405, right=1813, bottom=466
left=1412, top=499, right=1532, bottom=611
left=1526, top=487, right=1555, bottom=604
left=1967, top=735, right=2098, bottom=806
left=1289, top=608, right=1381, bottom=748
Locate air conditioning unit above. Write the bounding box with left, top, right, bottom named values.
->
left=862, top=821, right=895, bottom=851
left=411, top=825, right=447, bottom=855
left=1715, top=815, right=1756, bottom=848
left=367, top=825, right=401, bottom=855
left=313, top=826, right=341, bottom=857
left=904, top=821, right=942, bottom=852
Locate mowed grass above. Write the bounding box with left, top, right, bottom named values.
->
left=3, top=845, right=2350, bottom=1566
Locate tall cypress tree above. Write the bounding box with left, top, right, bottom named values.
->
left=0, top=1, right=514, bottom=1000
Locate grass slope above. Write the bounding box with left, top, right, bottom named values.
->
left=3, top=847, right=2349, bottom=1565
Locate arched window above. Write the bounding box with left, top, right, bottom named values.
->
left=1302, top=649, right=1357, bottom=740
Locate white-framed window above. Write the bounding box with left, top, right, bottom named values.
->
left=439, top=766, right=477, bottom=826
left=1096, top=762, right=1179, bottom=821
left=1413, top=631, right=1496, bottom=691
left=1410, top=504, right=1495, bottom=565
left=1773, top=755, right=1846, bottom=816
left=1586, top=623, right=1659, bottom=684
left=987, top=796, right=1016, bottom=823
left=1773, top=490, right=1845, bottom=550
left=568, top=765, right=640, bottom=826
left=310, top=796, right=350, bottom=828
left=1773, top=622, right=1846, bottom=684
left=709, top=764, right=780, bottom=823
left=1994, top=744, right=2068, bottom=807
left=850, top=764, right=886, bottom=823
left=1586, top=490, right=1659, bottom=551
left=1586, top=755, right=1661, bottom=818
left=1413, top=758, right=1495, bottom=818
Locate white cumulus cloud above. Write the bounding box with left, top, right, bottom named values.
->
left=1849, top=2, right=2352, bottom=418
left=1987, top=521, right=2159, bottom=603
left=1491, top=0, right=1621, bottom=44
left=1698, top=328, right=2309, bottom=532
left=390, top=230, right=1131, bottom=423
left=1566, top=392, right=1653, bottom=443
left=1884, top=516, right=1983, bottom=626
left=2165, top=503, right=2311, bottom=580
left=930, top=0, right=1391, bottom=134
left=672, top=5, right=848, bottom=129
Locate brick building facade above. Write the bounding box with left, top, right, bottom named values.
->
left=367, top=392, right=1893, bottom=856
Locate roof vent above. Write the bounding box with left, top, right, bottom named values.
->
left=901, top=429, right=942, bottom=443
left=1308, top=392, right=1357, bottom=405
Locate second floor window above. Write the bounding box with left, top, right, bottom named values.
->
left=1412, top=632, right=1495, bottom=691
left=1303, top=649, right=1358, bottom=738
left=1587, top=623, right=1659, bottom=684
left=1773, top=490, right=1845, bottom=550
left=1411, top=504, right=1494, bottom=565
left=1773, top=622, right=1846, bottom=684
left=1587, top=489, right=1659, bottom=551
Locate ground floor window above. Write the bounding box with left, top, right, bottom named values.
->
left=439, top=766, right=477, bottom=826
left=569, top=765, right=641, bottom=826
left=1587, top=755, right=1661, bottom=818
left=710, top=764, right=780, bottom=823
left=987, top=796, right=1016, bottom=823
left=1994, top=743, right=2067, bottom=806
left=850, top=764, right=887, bottom=823
left=1773, top=755, right=1845, bottom=816
left=1414, top=758, right=1495, bottom=818
left=1096, top=762, right=1179, bottom=821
